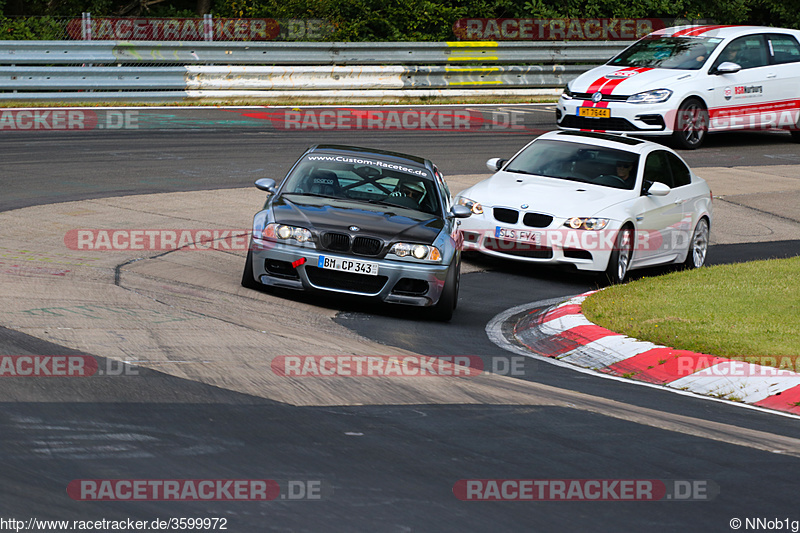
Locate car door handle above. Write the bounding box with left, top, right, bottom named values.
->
left=767, top=73, right=777, bottom=78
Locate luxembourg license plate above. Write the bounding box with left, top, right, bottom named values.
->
left=495, top=227, right=542, bottom=244
left=318, top=255, right=379, bottom=276
left=578, top=107, right=611, bottom=118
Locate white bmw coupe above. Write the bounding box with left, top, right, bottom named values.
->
left=455, top=130, right=712, bottom=283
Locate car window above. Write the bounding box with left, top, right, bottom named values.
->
left=643, top=151, right=674, bottom=189
left=608, top=36, right=721, bottom=70
left=281, top=155, right=440, bottom=215
left=433, top=167, right=452, bottom=210
left=768, top=34, right=800, bottom=64
left=665, top=152, right=691, bottom=188
left=713, top=35, right=769, bottom=70
left=504, top=139, right=639, bottom=190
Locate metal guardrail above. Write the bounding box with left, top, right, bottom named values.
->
left=0, top=41, right=117, bottom=64
left=0, top=40, right=631, bottom=66
left=0, top=66, right=185, bottom=91
left=0, top=65, right=588, bottom=93
left=0, top=40, right=631, bottom=101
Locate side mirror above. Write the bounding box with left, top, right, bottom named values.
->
left=712, top=61, right=741, bottom=75
left=486, top=158, right=507, bottom=172
left=449, top=204, right=472, bottom=219
left=646, top=181, right=671, bottom=197
left=255, top=178, right=277, bottom=193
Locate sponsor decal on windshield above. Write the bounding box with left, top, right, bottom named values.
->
left=306, top=155, right=428, bottom=177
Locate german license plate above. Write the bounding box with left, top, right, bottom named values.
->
left=318, top=255, right=378, bottom=276
left=495, top=227, right=542, bottom=244
left=578, top=107, right=611, bottom=118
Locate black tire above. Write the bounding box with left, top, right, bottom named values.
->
left=428, top=258, right=460, bottom=322
left=241, top=249, right=261, bottom=290
left=791, top=130, right=800, bottom=143
left=683, top=217, right=710, bottom=269
left=604, top=226, right=634, bottom=284
left=672, top=98, right=709, bottom=150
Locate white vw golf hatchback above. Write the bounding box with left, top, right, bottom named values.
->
left=557, top=25, right=800, bottom=148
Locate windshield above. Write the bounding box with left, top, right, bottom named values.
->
left=608, top=36, right=723, bottom=70
left=280, top=154, right=441, bottom=215
left=504, top=140, right=639, bottom=190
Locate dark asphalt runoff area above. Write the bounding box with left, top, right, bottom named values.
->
left=1, top=106, right=799, bottom=531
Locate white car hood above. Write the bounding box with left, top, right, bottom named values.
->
left=569, top=65, right=696, bottom=96
left=463, top=172, right=632, bottom=219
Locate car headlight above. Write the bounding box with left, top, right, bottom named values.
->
left=626, top=89, right=672, bottom=104
left=389, top=243, right=442, bottom=262
left=456, top=196, right=483, bottom=215
left=565, top=217, right=610, bottom=230
left=561, top=85, right=574, bottom=99
left=261, top=223, right=314, bottom=245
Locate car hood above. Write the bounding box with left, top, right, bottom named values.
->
left=462, top=173, right=633, bottom=218
left=568, top=65, right=697, bottom=96
left=271, top=195, right=444, bottom=244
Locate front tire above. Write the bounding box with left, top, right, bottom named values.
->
left=428, top=258, right=460, bottom=322
left=604, top=226, right=634, bottom=284
left=241, top=249, right=261, bottom=290
left=683, top=217, right=709, bottom=269
left=672, top=98, right=708, bottom=150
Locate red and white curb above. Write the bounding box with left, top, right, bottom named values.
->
left=488, top=292, right=800, bottom=417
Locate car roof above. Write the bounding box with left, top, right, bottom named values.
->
left=307, top=144, right=433, bottom=170
left=536, top=130, right=657, bottom=154
left=649, top=25, right=800, bottom=40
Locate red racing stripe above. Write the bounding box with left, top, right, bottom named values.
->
left=672, top=25, right=716, bottom=37
left=584, top=66, right=641, bottom=95
left=683, top=25, right=739, bottom=36
left=602, top=67, right=652, bottom=94
left=672, top=25, right=740, bottom=37
left=710, top=98, right=800, bottom=118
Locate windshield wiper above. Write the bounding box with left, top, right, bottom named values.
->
left=504, top=168, right=534, bottom=175
left=283, top=192, right=338, bottom=200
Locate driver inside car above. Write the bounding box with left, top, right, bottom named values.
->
left=616, top=160, right=634, bottom=183
left=391, top=180, right=426, bottom=205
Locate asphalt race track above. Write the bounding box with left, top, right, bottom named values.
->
left=1, top=105, right=800, bottom=531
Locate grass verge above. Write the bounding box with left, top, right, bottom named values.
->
left=581, top=257, right=800, bottom=363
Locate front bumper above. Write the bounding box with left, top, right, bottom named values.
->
left=249, top=240, right=451, bottom=307
left=556, top=96, right=674, bottom=135
left=458, top=213, right=618, bottom=273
